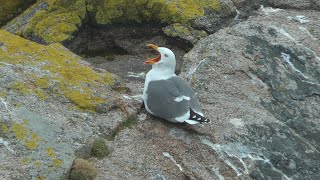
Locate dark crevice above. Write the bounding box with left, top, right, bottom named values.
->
left=65, top=23, right=189, bottom=80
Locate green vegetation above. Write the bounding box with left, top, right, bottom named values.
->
left=90, top=0, right=221, bottom=24
left=110, top=115, right=137, bottom=139
left=91, top=138, right=111, bottom=159
left=70, top=159, right=98, bottom=180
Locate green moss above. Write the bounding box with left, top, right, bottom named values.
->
left=7, top=0, right=221, bottom=43
left=70, top=159, right=98, bottom=180
left=21, top=0, right=87, bottom=43
left=91, top=138, right=110, bottom=159
left=0, top=30, right=120, bottom=111
left=164, top=23, right=207, bottom=41
left=110, top=115, right=137, bottom=139
left=122, top=115, right=137, bottom=129
left=164, top=23, right=192, bottom=37
left=0, top=0, right=36, bottom=25
left=92, top=0, right=221, bottom=24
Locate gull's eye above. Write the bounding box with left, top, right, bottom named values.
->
left=164, top=54, right=168, bottom=57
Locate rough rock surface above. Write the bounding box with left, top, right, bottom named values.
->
left=1, top=2, right=320, bottom=180
left=181, top=7, right=320, bottom=179
left=0, top=30, right=134, bottom=179
left=93, top=7, right=320, bottom=180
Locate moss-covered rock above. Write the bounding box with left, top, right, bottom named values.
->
left=5, top=0, right=87, bottom=44
left=88, top=0, right=221, bottom=24
left=0, top=29, right=123, bottom=111
left=163, top=23, right=207, bottom=45
left=5, top=0, right=222, bottom=44
left=0, top=0, right=36, bottom=26
left=0, top=29, right=129, bottom=179
left=70, top=159, right=98, bottom=180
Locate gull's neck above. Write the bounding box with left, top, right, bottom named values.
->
left=147, top=63, right=176, bottom=81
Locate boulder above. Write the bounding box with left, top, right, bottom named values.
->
left=4, top=0, right=236, bottom=44
left=0, top=0, right=35, bottom=26
left=4, top=0, right=87, bottom=44
left=181, top=7, right=320, bottom=179
left=94, top=7, right=320, bottom=180
left=0, top=29, right=133, bottom=179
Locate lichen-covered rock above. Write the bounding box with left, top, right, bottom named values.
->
left=5, top=0, right=232, bottom=44
left=0, top=30, right=122, bottom=111
left=0, top=0, right=36, bottom=26
left=163, top=23, right=207, bottom=45
left=87, top=0, right=221, bottom=24
left=5, top=0, right=87, bottom=44
left=0, top=30, right=133, bottom=179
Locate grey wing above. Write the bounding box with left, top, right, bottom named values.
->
left=146, top=76, right=202, bottom=120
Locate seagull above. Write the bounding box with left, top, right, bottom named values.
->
left=143, top=44, right=210, bottom=125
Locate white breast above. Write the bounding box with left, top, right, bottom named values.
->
left=143, top=68, right=176, bottom=115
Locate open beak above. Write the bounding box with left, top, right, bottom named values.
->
left=145, top=44, right=161, bottom=64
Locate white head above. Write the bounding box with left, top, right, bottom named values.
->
left=145, top=44, right=176, bottom=73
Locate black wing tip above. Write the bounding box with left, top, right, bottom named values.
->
left=201, top=118, right=211, bottom=124
left=189, top=108, right=211, bottom=124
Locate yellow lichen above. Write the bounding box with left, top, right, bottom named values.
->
left=11, top=123, right=29, bottom=141
left=23, top=119, right=30, bottom=126
left=34, top=89, right=48, bottom=100
left=52, top=158, right=62, bottom=167
left=21, top=0, right=87, bottom=43
left=0, top=91, right=8, bottom=97
left=9, top=81, right=31, bottom=95
left=25, top=139, right=39, bottom=150
left=7, top=0, right=220, bottom=43
left=37, top=175, right=46, bottom=180
left=10, top=122, right=41, bottom=150
left=20, top=157, right=31, bottom=165
left=93, top=0, right=221, bottom=24
left=0, top=123, right=9, bottom=134
left=0, top=30, right=120, bottom=111
left=46, top=147, right=56, bottom=158
left=34, top=160, right=43, bottom=167
left=34, top=76, right=50, bottom=89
